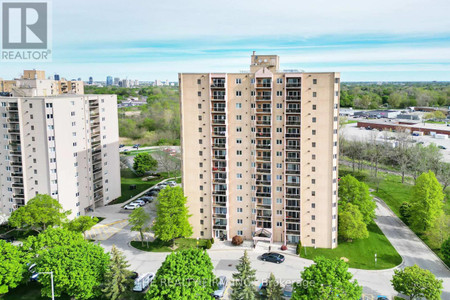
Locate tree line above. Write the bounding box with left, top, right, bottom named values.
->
left=340, top=82, right=450, bottom=109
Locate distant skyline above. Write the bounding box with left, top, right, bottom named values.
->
left=1, top=0, right=450, bottom=82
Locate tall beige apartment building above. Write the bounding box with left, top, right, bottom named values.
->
left=0, top=70, right=120, bottom=220
left=180, top=54, right=339, bottom=249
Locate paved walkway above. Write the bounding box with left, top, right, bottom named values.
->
left=374, top=197, right=450, bottom=298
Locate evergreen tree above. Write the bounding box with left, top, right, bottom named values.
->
left=266, top=273, right=283, bottom=300
left=230, top=251, right=257, bottom=300
left=102, top=245, right=133, bottom=300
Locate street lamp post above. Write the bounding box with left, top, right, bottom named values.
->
left=40, top=272, right=54, bottom=300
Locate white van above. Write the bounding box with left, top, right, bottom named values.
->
left=133, top=272, right=155, bottom=292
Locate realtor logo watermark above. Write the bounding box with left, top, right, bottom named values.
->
left=1, top=1, right=52, bottom=61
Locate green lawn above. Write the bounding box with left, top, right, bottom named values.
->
left=301, top=223, right=402, bottom=270
left=0, top=225, right=39, bottom=242
left=108, top=169, right=165, bottom=205
left=131, top=238, right=209, bottom=252
left=121, top=149, right=157, bottom=156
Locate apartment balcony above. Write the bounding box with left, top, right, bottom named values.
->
left=7, top=118, right=19, bottom=123
left=286, top=108, right=301, bottom=114
left=94, top=195, right=103, bottom=202
left=211, top=107, right=226, bottom=113
left=90, top=112, right=100, bottom=118
left=7, top=106, right=18, bottom=112
left=91, top=130, right=101, bottom=137
left=213, top=224, right=227, bottom=230
left=256, top=83, right=272, bottom=88
left=212, top=131, right=226, bottom=137
left=286, top=121, right=301, bottom=126
left=256, top=214, right=272, bottom=220
left=256, top=132, right=271, bottom=138
left=211, top=83, right=225, bottom=88
left=10, top=151, right=22, bottom=156
left=213, top=200, right=227, bottom=207
left=89, top=102, right=99, bottom=108
left=11, top=172, right=23, bottom=177
left=213, top=178, right=226, bottom=184
left=286, top=228, right=301, bottom=234
left=286, top=145, right=300, bottom=151
left=256, top=202, right=271, bottom=209
left=92, top=148, right=102, bottom=155
left=256, top=96, right=271, bottom=101
left=286, top=169, right=300, bottom=175
left=93, top=167, right=102, bottom=174
left=285, top=133, right=300, bottom=138
left=256, top=192, right=271, bottom=197
left=212, top=119, right=226, bottom=125
left=212, top=155, right=226, bottom=160
left=90, top=121, right=100, bottom=127
left=286, top=83, right=301, bottom=88
left=91, top=140, right=101, bottom=147
left=92, top=159, right=102, bottom=166
left=256, top=180, right=271, bottom=186
left=8, top=128, right=20, bottom=134
left=255, top=108, right=271, bottom=114
left=10, top=161, right=22, bottom=166
left=286, top=194, right=300, bottom=199
left=256, top=156, right=271, bottom=162
left=212, top=143, right=226, bottom=149
left=13, top=194, right=25, bottom=199
left=212, top=167, right=226, bottom=172
left=286, top=157, right=300, bottom=163
left=286, top=182, right=300, bottom=187
left=212, top=95, right=226, bottom=101
left=212, top=190, right=227, bottom=196
left=256, top=168, right=271, bottom=174
left=256, top=144, right=271, bottom=150
left=93, top=176, right=103, bottom=183
left=12, top=182, right=24, bottom=188
left=256, top=120, right=271, bottom=126
left=285, top=216, right=301, bottom=223
left=94, top=185, right=103, bottom=192
left=286, top=96, right=301, bottom=101
left=213, top=211, right=227, bottom=218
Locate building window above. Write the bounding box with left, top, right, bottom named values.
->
left=236, top=103, right=242, bottom=108
left=276, top=140, right=282, bottom=145
left=237, top=162, right=242, bottom=167
left=276, top=175, right=282, bottom=180
left=236, top=127, right=242, bottom=132
left=276, top=151, right=282, bottom=156
left=236, top=115, right=242, bottom=120
left=312, top=203, right=316, bottom=208
left=276, top=115, right=282, bottom=121
left=276, top=222, right=282, bottom=227
left=237, top=196, right=242, bottom=202
left=197, top=91, right=201, bottom=96
left=277, top=78, right=283, bottom=84
left=313, top=79, right=317, bottom=84
left=276, top=91, right=282, bottom=97
left=200, top=220, right=204, bottom=225
left=200, top=208, right=203, bottom=213
left=312, top=142, right=316, bottom=147
left=237, top=185, right=242, bottom=190
left=236, top=78, right=242, bottom=84
left=312, top=191, right=316, bottom=196
left=198, top=104, right=201, bottom=109
left=312, top=215, right=315, bottom=220
left=313, top=92, right=317, bottom=97
left=236, top=139, right=242, bottom=144
left=276, top=187, right=282, bottom=192
left=276, top=198, right=282, bottom=204
left=200, top=231, right=204, bottom=236
left=197, top=79, right=201, bottom=84
left=198, top=127, right=202, bottom=133
left=199, top=139, right=202, bottom=144
left=312, top=166, right=316, bottom=172
left=313, top=104, right=316, bottom=110
left=237, top=208, right=243, bottom=213
left=237, top=230, right=243, bottom=236
left=276, top=163, right=282, bottom=168
left=199, top=186, right=203, bottom=191
left=237, top=219, right=243, bottom=224
left=276, top=210, right=282, bottom=215
left=199, top=151, right=203, bottom=156
left=312, top=130, right=316, bottom=135
left=312, top=227, right=316, bottom=232
left=236, top=91, right=242, bottom=96
left=276, top=128, right=282, bottom=133
left=237, top=173, right=242, bottom=178
left=199, top=162, right=203, bottom=167
left=312, top=179, right=316, bottom=184
left=198, top=115, right=202, bottom=121
left=312, top=117, right=316, bottom=123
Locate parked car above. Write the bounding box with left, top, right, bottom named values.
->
left=133, top=272, right=155, bottom=292
left=133, top=144, right=141, bottom=149
left=283, top=284, right=293, bottom=298
left=438, top=145, right=447, bottom=150
left=119, top=144, right=125, bottom=148
left=133, top=199, right=146, bottom=206
left=158, top=182, right=168, bottom=187
left=140, top=196, right=154, bottom=203
left=146, top=190, right=159, bottom=196
left=124, top=203, right=140, bottom=210
left=167, top=181, right=177, bottom=187
left=377, top=296, right=388, bottom=300
left=260, top=252, right=285, bottom=264
left=212, top=276, right=227, bottom=299
left=128, top=272, right=139, bottom=280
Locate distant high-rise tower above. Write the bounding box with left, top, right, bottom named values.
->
left=54, top=74, right=60, bottom=81
left=114, top=77, right=120, bottom=86
left=88, top=77, right=93, bottom=85
left=106, top=76, right=113, bottom=86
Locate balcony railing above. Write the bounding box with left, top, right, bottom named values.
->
left=212, top=132, right=226, bottom=137
left=286, top=182, right=300, bottom=187
left=212, top=95, right=225, bottom=100
left=285, top=216, right=301, bottom=223
left=256, top=156, right=271, bottom=162
left=212, top=190, right=227, bottom=195
left=286, top=169, right=300, bottom=175
left=213, top=155, right=226, bottom=160
left=256, top=144, right=271, bottom=149
left=286, top=158, right=300, bottom=163
left=212, top=143, right=226, bottom=148
left=211, top=83, right=225, bottom=88
left=213, top=201, right=227, bottom=207
left=286, top=145, right=300, bottom=150
left=256, top=96, right=271, bottom=101
left=255, top=108, right=271, bottom=113
left=256, top=214, right=272, bottom=220
left=286, top=121, right=301, bottom=126
left=213, top=224, right=227, bottom=230
left=213, top=178, right=226, bottom=184
left=256, top=120, right=271, bottom=125
left=256, top=132, right=271, bottom=138
left=286, top=108, right=301, bottom=113
left=286, top=96, right=301, bottom=101
left=256, top=168, right=271, bottom=173
left=256, top=180, right=271, bottom=185
left=256, top=192, right=271, bottom=197
left=286, top=133, right=300, bottom=138
left=286, top=83, right=301, bottom=88
left=256, top=83, right=272, bottom=88
left=212, top=119, right=226, bottom=124
left=211, top=107, right=226, bottom=112
left=286, top=194, right=300, bottom=199
left=212, top=167, right=226, bottom=172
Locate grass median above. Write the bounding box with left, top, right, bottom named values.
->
left=131, top=238, right=209, bottom=252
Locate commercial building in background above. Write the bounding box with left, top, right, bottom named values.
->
left=106, top=76, right=113, bottom=86
left=179, top=53, right=340, bottom=249
left=0, top=70, right=121, bottom=219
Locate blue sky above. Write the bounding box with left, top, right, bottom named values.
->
left=1, top=0, right=450, bottom=82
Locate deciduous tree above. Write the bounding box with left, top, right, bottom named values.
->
left=102, top=245, right=133, bottom=300
left=231, top=250, right=257, bottom=300
left=8, top=194, right=70, bottom=232
left=145, top=249, right=215, bottom=299
left=66, top=216, right=98, bottom=239
left=391, top=265, right=443, bottom=300
left=338, top=203, right=369, bottom=241
left=441, top=237, right=450, bottom=265
left=128, top=207, right=150, bottom=246
left=133, top=152, right=158, bottom=176
left=425, top=214, right=450, bottom=249
left=338, top=175, right=376, bottom=225
left=292, top=257, right=362, bottom=299
left=0, top=241, right=26, bottom=294
left=409, top=171, right=444, bottom=232
left=36, top=240, right=110, bottom=300
left=152, top=187, right=192, bottom=243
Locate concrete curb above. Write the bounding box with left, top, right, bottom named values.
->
left=373, top=196, right=450, bottom=273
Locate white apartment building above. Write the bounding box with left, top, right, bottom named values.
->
left=0, top=71, right=121, bottom=219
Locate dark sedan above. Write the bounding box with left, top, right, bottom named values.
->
left=260, top=252, right=285, bottom=264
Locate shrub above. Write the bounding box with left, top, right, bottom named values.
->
left=206, top=240, right=212, bottom=249
left=399, top=202, right=412, bottom=224
left=232, top=235, right=243, bottom=246
left=210, top=238, right=214, bottom=245
left=296, top=241, right=302, bottom=255
left=281, top=245, right=287, bottom=251
left=442, top=237, right=450, bottom=265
